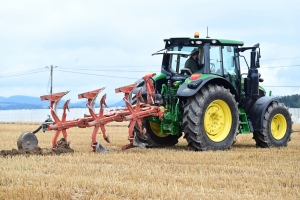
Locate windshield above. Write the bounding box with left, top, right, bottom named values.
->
left=153, top=45, right=204, bottom=74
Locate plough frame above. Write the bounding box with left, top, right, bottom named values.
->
left=39, top=73, right=163, bottom=152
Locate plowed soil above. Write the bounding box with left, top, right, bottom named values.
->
left=0, top=138, right=74, bottom=157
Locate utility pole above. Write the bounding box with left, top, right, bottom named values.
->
left=46, top=65, right=57, bottom=95
left=50, top=65, right=53, bottom=94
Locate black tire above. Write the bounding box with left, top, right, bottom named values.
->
left=253, top=102, right=292, bottom=148
left=134, top=119, right=180, bottom=148
left=183, top=84, right=239, bottom=151
left=17, top=132, right=38, bottom=150
left=131, top=92, right=180, bottom=148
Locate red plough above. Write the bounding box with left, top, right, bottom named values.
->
left=32, top=73, right=163, bottom=152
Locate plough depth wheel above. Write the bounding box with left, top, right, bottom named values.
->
left=17, top=132, right=38, bottom=150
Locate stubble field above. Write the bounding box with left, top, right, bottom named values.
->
left=0, top=122, right=299, bottom=200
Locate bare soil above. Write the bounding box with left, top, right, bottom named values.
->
left=0, top=138, right=74, bottom=157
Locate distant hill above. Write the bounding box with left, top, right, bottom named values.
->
left=0, top=102, right=45, bottom=110
left=3, top=95, right=50, bottom=107
left=0, top=95, right=125, bottom=110
left=108, top=100, right=125, bottom=107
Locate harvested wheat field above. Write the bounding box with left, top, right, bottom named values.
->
left=0, top=122, right=299, bottom=200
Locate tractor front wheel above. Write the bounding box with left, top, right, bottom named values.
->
left=183, top=84, right=239, bottom=151
left=253, top=102, right=292, bottom=148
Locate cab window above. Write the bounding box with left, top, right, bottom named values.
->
left=222, top=46, right=236, bottom=75
left=210, top=46, right=222, bottom=75
left=168, top=46, right=203, bottom=73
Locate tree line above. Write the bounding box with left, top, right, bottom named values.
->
left=278, top=94, right=300, bottom=108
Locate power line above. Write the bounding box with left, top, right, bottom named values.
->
left=59, top=57, right=300, bottom=67
left=262, top=65, right=300, bottom=68
left=61, top=64, right=300, bottom=70
left=0, top=67, right=157, bottom=79
left=0, top=68, right=46, bottom=75
left=241, top=64, right=300, bottom=69
left=0, top=66, right=299, bottom=88
left=0, top=58, right=299, bottom=79
left=261, top=57, right=300, bottom=61
left=59, top=67, right=160, bottom=73
left=55, top=69, right=139, bottom=79
left=56, top=70, right=300, bottom=87
left=262, top=86, right=300, bottom=88
left=59, top=65, right=158, bottom=68
left=0, top=69, right=48, bottom=78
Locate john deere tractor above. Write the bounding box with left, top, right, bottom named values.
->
left=133, top=32, right=292, bottom=151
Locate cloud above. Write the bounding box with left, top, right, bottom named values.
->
left=0, top=0, right=299, bottom=104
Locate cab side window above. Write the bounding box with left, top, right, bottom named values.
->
left=222, top=46, right=238, bottom=88
left=222, top=46, right=236, bottom=75
left=210, top=46, right=222, bottom=75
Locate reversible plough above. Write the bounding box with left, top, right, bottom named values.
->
left=27, top=73, right=163, bottom=152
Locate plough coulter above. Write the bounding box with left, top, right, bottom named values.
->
left=17, top=32, right=293, bottom=152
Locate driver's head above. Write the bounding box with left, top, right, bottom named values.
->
left=191, top=48, right=198, bottom=58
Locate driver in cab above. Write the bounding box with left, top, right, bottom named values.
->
left=184, top=48, right=202, bottom=74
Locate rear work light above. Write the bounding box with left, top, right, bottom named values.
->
left=190, top=74, right=201, bottom=81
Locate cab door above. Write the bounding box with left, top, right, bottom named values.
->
left=209, top=45, right=241, bottom=99
left=221, top=46, right=241, bottom=98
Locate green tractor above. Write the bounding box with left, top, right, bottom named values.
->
left=133, top=32, right=292, bottom=150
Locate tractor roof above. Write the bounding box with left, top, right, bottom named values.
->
left=164, top=37, right=244, bottom=46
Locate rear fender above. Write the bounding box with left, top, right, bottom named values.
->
left=248, top=96, right=280, bottom=131
left=132, top=73, right=167, bottom=95
left=177, top=77, right=238, bottom=102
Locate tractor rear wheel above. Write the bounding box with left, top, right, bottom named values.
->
left=134, top=119, right=180, bottom=148
left=183, top=84, right=239, bottom=151
left=253, top=102, right=292, bottom=148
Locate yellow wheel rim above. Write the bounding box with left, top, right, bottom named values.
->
left=271, top=114, right=287, bottom=140
left=204, top=100, right=232, bottom=142
left=149, top=121, right=167, bottom=137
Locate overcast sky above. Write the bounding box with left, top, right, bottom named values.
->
left=0, top=0, right=299, bottom=104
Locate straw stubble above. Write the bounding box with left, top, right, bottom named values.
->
left=0, top=123, right=299, bottom=199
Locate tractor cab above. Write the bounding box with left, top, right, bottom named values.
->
left=152, top=33, right=244, bottom=100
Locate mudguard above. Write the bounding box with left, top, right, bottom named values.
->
left=177, top=76, right=238, bottom=101
left=176, top=81, right=202, bottom=97
left=132, top=73, right=168, bottom=95
left=248, top=96, right=280, bottom=131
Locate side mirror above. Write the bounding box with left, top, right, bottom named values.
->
left=180, top=68, right=192, bottom=75
left=253, top=43, right=260, bottom=48
left=256, top=48, right=261, bottom=68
